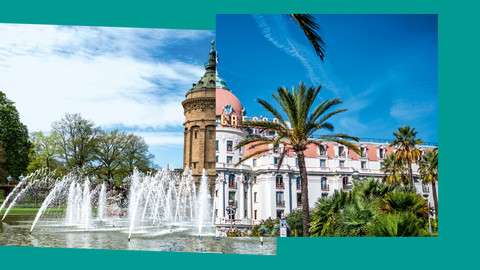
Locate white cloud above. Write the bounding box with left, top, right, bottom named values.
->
left=390, top=99, right=437, bottom=122
left=0, top=24, right=212, bottom=137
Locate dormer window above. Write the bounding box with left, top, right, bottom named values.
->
left=360, top=146, right=367, bottom=158
left=273, top=142, right=279, bottom=153
left=319, top=144, right=327, bottom=156
left=379, top=148, right=385, bottom=159
left=338, top=146, right=346, bottom=157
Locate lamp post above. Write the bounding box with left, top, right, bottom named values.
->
left=352, top=171, right=360, bottom=181
left=226, top=199, right=237, bottom=229
left=6, top=175, right=12, bottom=183
left=19, top=174, right=25, bottom=182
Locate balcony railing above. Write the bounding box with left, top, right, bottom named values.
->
left=321, top=185, right=329, bottom=191
left=228, top=182, right=237, bottom=188
left=276, top=183, right=284, bottom=188
left=276, top=201, right=285, bottom=207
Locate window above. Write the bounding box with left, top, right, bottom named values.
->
left=254, top=192, right=257, bottom=202
left=193, top=162, right=197, bottom=169
left=297, top=193, right=302, bottom=206
left=209, top=130, right=214, bottom=139
left=319, top=145, right=326, bottom=155
left=208, top=162, right=212, bottom=169
left=339, top=160, right=345, bottom=167
left=228, top=174, right=235, bottom=188
left=321, top=193, right=327, bottom=200
left=276, top=191, right=284, bottom=206
left=276, top=175, right=284, bottom=188
left=215, top=190, right=218, bottom=197
left=254, top=210, right=257, bottom=220
left=274, top=157, right=279, bottom=165
left=379, top=148, right=385, bottom=159
left=360, top=147, right=367, bottom=157
left=244, top=191, right=248, bottom=199
left=253, top=158, right=257, bottom=167
left=321, top=177, right=327, bottom=190
left=216, top=156, right=218, bottom=162
left=295, top=158, right=298, bottom=166
left=194, top=130, right=198, bottom=139
left=227, top=156, right=232, bottom=164
left=226, top=140, right=233, bottom=151
left=296, top=177, right=301, bottom=189
left=343, top=177, right=349, bottom=189
left=273, top=142, right=279, bottom=153
left=216, top=140, right=218, bottom=151
left=269, top=131, right=275, bottom=136
left=320, top=159, right=326, bottom=167
left=229, top=191, right=236, bottom=201
left=245, top=210, right=247, bottom=217
left=276, top=210, right=284, bottom=219
left=338, top=146, right=345, bottom=157
left=361, top=161, right=366, bottom=169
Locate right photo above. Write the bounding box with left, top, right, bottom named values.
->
left=214, top=14, right=438, bottom=237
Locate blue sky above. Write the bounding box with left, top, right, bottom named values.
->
left=0, top=24, right=214, bottom=168
left=216, top=14, right=438, bottom=143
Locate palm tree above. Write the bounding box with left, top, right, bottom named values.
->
left=390, top=126, right=423, bottom=186
left=418, top=148, right=438, bottom=217
left=381, top=152, right=408, bottom=185
left=235, top=83, right=359, bottom=236
left=288, top=14, right=326, bottom=61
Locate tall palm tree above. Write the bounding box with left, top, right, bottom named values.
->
left=235, top=83, right=359, bottom=236
left=390, top=126, right=423, bottom=186
left=288, top=14, right=326, bottom=61
left=418, top=148, right=438, bottom=217
left=381, top=152, right=408, bottom=185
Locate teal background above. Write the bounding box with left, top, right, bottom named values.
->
left=0, top=0, right=477, bottom=269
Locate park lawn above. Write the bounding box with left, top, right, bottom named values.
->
left=1, top=207, right=66, bottom=215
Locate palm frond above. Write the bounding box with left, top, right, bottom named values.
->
left=288, top=14, right=326, bottom=61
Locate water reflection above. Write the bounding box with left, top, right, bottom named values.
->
left=0, top=215, right=276, bottom=255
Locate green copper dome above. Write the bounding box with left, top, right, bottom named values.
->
left=187, top=40, right=216, bottom=93
left=216, top=73, right=229, bottom=90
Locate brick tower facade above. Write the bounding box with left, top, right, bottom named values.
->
left=182, top=41, right=216, bottom=187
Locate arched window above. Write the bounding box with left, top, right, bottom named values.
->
left=343, top=177, right=349, bottom=189
left=229, top=174, right=236, bottom=188
left=321, top=177, right=327, bottom=190
left=296, top=177, right=301, bottom=189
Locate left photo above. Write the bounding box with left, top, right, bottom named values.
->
left=0, top=23, right=273, bottom=254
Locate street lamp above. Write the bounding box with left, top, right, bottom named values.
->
left=6, top=175, right=13, bottom=183
left=19, top=174, right=25, bottom=182
left=226, top=199, right=237, bottom=229
left=352, top=171, right=360, bottom=181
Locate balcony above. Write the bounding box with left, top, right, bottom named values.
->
left=276, top=201, right=285, bottom=207
left=276, top=182, right=284, bottom=189
left=321, top=185, right=329, bottom=191
left=228, top=182, right=237, bottom=189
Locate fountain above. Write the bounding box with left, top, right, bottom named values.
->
left=0, top=168, right=276, bottom=254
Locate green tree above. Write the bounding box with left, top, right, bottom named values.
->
left=118, top=133, right=154, bottom=177
left=418, top=148, right=438, bottom=216
left=93, top=130, right=126, bottom=180
left=390, top=126, right=423, bottom=186
left=381, top=152, right=408, bottom=185
left=27, top=131, right=62, bottom=174
left=235, top=83, right=359, bottom=236
left=51, top=113, right=100, bottom=170
left=0, top=141, right=8, bottom=180
left=368, top=212, right=427, bottom=237
left=288, top=14, right=326, bottom=61
left=0, top=92, right=32, bottom=180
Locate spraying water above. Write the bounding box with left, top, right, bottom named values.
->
left=196, top=169, right=211, bottom=236
left=98, top=183, right=107, bottom=221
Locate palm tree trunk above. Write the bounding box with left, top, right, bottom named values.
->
left=296, top=151, right=310, bottom=237
left=408, top=160, right=414, bottom=186
left=432, top=181, right=438, bottom=217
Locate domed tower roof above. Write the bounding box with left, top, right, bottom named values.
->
left=187, top=40, right=216, bottom=93
left=216, top=73, right=244, bottom=127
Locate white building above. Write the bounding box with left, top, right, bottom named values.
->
left=214, top=73, right=437, bottom=227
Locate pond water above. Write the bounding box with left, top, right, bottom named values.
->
left=0, top=215, right=276, bottom=255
